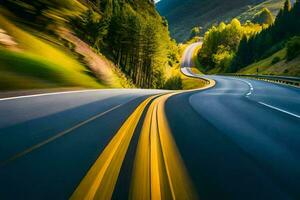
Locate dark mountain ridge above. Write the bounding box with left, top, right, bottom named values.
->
left=156, top=0, right=284, bottom=42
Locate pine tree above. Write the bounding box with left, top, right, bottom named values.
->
left=252, top=8, right=274, bottom=25
left=284, top=0, right=292, bottom=12
left=231, top=0, right=300, bottom=72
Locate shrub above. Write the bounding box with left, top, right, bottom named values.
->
left=190, top=26, right=202, bottom=39
left=164, top=75, right=183, bottom=90
left=271, top=56, right=281, bottom=64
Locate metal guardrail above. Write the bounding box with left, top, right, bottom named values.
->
left=225, top=74, right=300, bottom=87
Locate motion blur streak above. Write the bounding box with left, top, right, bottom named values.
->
left=70, top=95, right=156, bottom=200
left=130, top=93, right=197, bottom=200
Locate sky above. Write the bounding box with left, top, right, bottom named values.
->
left=155, top=0, right=161, bottom=3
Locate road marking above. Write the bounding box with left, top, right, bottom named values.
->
left=237, top=79, right=254, bottom=97
left=70, top=95, right=157, bottom=200
left=0, top=97, right=139, bottom=166
left=259, top=101, right=300, bottom=119
left=0, top=89, right=102, bottom=101
left=181, top=42, right=202, bottom=77
left=130, top=93, right=197, bottom=200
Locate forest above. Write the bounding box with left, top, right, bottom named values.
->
left=71, top=0, right=179, bottom=88
left=198, top=18, right=263, bottom=72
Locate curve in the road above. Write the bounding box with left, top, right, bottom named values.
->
left=0, top=43, right=300, bottom=200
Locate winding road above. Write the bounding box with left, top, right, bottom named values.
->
left=0, top=43, right=300, bottom=200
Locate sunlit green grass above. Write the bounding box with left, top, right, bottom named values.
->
left=181, top=75, right=206, bottom=90
left=239, top=48, right=286, bottom=74
left=0, top=49, right=101, bottom=90
left=239, top=48, right=300, bottom=76
left=169, top=63, right=207, bottom=90
left=0, top=14, right=103, bottom=90
left=237, top=0, right=285, bottom=22
left=0, top=70, right=56, bottom=90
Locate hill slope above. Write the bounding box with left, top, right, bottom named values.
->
left=0, top=0, right=176, bottom=90
left=238, top=48, right=300, bottom=76
left=156, top=0, right=285, bottom=42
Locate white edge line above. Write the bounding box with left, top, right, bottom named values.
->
left=0, top=89, right=102, bottom=101
left=259, top=101, right=300, bottom=119
left=0, top=95, right=142, bottom=165
left=236, top=78, right=254, bottom=97
left=0, top=89, right=169, bottom=102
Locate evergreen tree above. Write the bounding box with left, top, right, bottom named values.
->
left=252, top=8, right=274, bottom=25
left=190, top=27, right=202, bottom=39
left=69, top=0, right=177, bottom=88
left=284, top=0, right=292, bottom=12
left=231, top=0, right=300, bottom=72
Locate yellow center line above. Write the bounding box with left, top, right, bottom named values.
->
left=150, top=101, right=162, bottom=200
left=71, top=88, right=214, bottom=200
left=157, top=94, right=197, bottom=199
left=70, top=95, right=158, bottom=200
left=130, top=93, right=197, bottom=200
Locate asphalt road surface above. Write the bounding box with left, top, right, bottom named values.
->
left=0, top=43, right=299, bottom=200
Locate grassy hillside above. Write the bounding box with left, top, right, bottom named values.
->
left=0, top=12, right=102, bottom=90
left=156, top=0, right=285, bottom=42
left=237, top=0, right=287, bottom=22
left=239, top=48, right=300, bottom=76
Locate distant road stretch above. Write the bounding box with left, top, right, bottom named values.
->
left=0, top=43, right=300, bottom=200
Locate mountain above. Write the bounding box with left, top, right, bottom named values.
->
left=156, top=0, right=285, bottom=42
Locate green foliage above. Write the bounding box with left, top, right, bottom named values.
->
left=0, top=49, right=100, bottom=89
left=164, top=75, right=183, bottom=90
left=286, top=36, right=300, bottom=61
left=71, top=9, right=109, bottom=50
left=252, top=8, right=275, bottom=25
left=68, top=0, right=177, bottom=89
left=238, top=47, right=300, bottom=76
left=2, top=0, right=85, bottom=27
left=157, top=0, right=285, bottom=42
left=190, top=27, right=202, bottom=39
left=231, top=0, right=300, bottom=72
left=284, top=0, right=292, bottom=11
left=2, top=0, right=179, bottom=89
left=271, top=56, right=281, bottom=64
left=0, top=14, right=101, bottom=88
left=198, top=18, right=259, bottom=71
left=212, top=46, right=235, bottom=70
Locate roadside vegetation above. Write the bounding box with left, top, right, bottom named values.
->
left=0, top=12, right=102, bottom=90
left=68, top=0, right=180, bottom=89
left=231, top=0, right=297, bottom=72
left=0, top=0, right=183, bottom=91
left=164, top=65, right=207, bottom=90
left=198, top=18, right=263, bottom=73
left=194, top=0, right=300, bottom=77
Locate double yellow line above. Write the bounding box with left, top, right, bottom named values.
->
left=70, top=95, right=156, bottom=200
left=130, top=93, right=197, bottom=200
left=71, top=93, right=197, bottom=200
